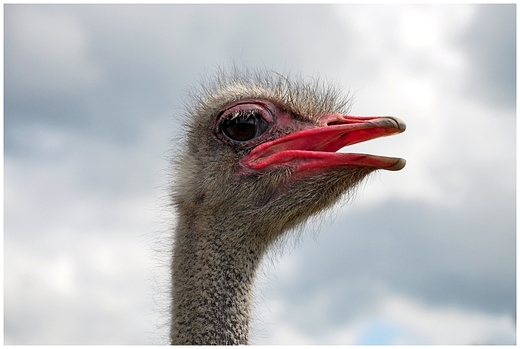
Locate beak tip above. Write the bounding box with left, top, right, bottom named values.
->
left=388, top=116, right=406, bottom=132
left=387, top=158, right=406, bottom=171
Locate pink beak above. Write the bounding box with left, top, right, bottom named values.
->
left=241, top=114, right=406, bottom=173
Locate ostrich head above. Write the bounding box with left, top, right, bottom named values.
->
left=173, top=69, right=405, bottom=247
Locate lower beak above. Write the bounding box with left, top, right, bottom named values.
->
left=241, top=114, right=406, bottom=173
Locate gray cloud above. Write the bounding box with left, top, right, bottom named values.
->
left=460, top=4, right=516, bottom=110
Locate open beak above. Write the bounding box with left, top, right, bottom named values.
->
left=241, top=114, right=406, bottom=173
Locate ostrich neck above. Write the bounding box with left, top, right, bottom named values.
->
left=170, top=217, right=266, bottom=345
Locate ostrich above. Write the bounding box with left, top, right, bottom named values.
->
left=169, top=68, right=406, bottom=345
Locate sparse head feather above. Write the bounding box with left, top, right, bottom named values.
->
left=187, top=67, right=352, bottom=125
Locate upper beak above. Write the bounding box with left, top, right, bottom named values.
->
left=241, top=114, right=406, bottom=173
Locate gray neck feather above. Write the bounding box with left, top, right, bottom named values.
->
left=170, top=218, right=265, bottom=345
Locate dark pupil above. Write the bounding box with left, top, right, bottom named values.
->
left=222, top=110, right=267, bottom=142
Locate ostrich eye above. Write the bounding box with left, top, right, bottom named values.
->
left=221, top=109, right=269, bottom=142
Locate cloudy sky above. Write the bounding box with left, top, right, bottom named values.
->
left=4, top=4, right=516, bottom=345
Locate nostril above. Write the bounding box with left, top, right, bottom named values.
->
left=319, top=113, right=348, bottom=126
left=326, top=120, right=346, bottom=126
